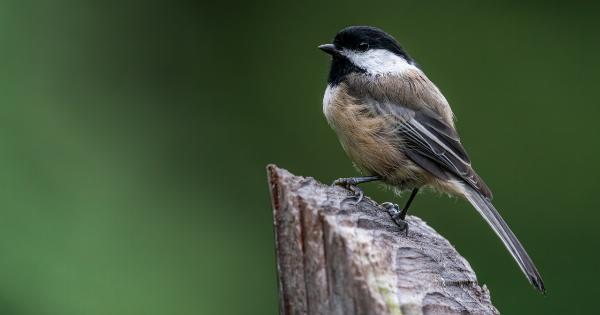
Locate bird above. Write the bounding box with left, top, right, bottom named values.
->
left=318, top=25, right=545, bottom=293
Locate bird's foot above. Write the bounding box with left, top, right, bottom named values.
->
left=333, top=177, right=364, bottom=205
left=381, top=202, right=408, bottom=235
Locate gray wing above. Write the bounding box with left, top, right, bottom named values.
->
left=344, top=71, right=492, bottom=198
left=393, top=108, right=493, bottom=199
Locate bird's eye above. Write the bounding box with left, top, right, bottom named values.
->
left=358, top=42, right=369, bottom=51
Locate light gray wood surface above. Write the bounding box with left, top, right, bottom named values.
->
left=267, top=164, right=499, bottom=315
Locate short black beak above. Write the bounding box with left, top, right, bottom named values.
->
left=318, top=44, right=340, bottom=56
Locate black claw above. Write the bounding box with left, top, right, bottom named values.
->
left=391, top=213, right=409, bottom=235
left=381, top=202, right=409, bottom=235
left=352, top=186, right=364, bottom=204
left=335, top=178, right=365, bottom=205
left=381, top=202, right=399, bottom=216
left=333, top=177, right=356, bottom=186
left=340, top=186, right=363, bottom=205
left=332, top=176, right=383, bottom=206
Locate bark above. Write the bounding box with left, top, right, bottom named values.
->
left=267, top=164, right=499, bottom=315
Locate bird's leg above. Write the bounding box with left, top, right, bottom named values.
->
left=398, top=188, right=419, bottom=220
left=381, top=188, right=419, bottom=235
left=333, top=175, right=382, bottom=205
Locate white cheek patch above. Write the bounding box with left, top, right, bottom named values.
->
left=342, top=49, right=415, bottom=75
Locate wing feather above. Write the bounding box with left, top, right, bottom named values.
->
left=395, top=109, right=492, bottom=199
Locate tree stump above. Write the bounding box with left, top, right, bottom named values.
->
left=267, top=164, right=499, bottom=315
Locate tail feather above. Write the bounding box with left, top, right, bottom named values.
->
left=463, top=185, right=546, bottom=293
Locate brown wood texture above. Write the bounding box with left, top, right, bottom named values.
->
left=267, top=164, right=499, bottom=315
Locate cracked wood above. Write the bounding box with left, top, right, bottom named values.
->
left=267, top=164, right=499, bottom=315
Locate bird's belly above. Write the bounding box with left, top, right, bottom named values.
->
left=323, top=88, right=424, bottom=185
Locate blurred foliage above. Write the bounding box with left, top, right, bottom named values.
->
left=0, top=0, right=598, bottom=314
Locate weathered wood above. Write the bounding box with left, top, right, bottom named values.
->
left=267, top=164, right=499, bottom=315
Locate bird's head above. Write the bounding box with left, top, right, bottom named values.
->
left=319, top=26, right=415, bottom=83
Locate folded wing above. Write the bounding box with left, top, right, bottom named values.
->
left=395, top=109, right=492, bottom=199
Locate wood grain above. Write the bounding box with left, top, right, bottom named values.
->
left=267, top=164, right=499, bottom=315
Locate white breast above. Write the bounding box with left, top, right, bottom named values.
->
left=322, top=84, right=336, bottom=121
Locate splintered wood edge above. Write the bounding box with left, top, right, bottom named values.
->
left=267, top=164, right=499, bottom=315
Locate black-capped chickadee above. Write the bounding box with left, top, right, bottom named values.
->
left=319, top=26, right=545, bottom=292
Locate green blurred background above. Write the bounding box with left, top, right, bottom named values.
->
left=0, top=0, right=598, bottom=314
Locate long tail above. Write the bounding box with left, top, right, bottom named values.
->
left=462, top=185, right=545, bottom=293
